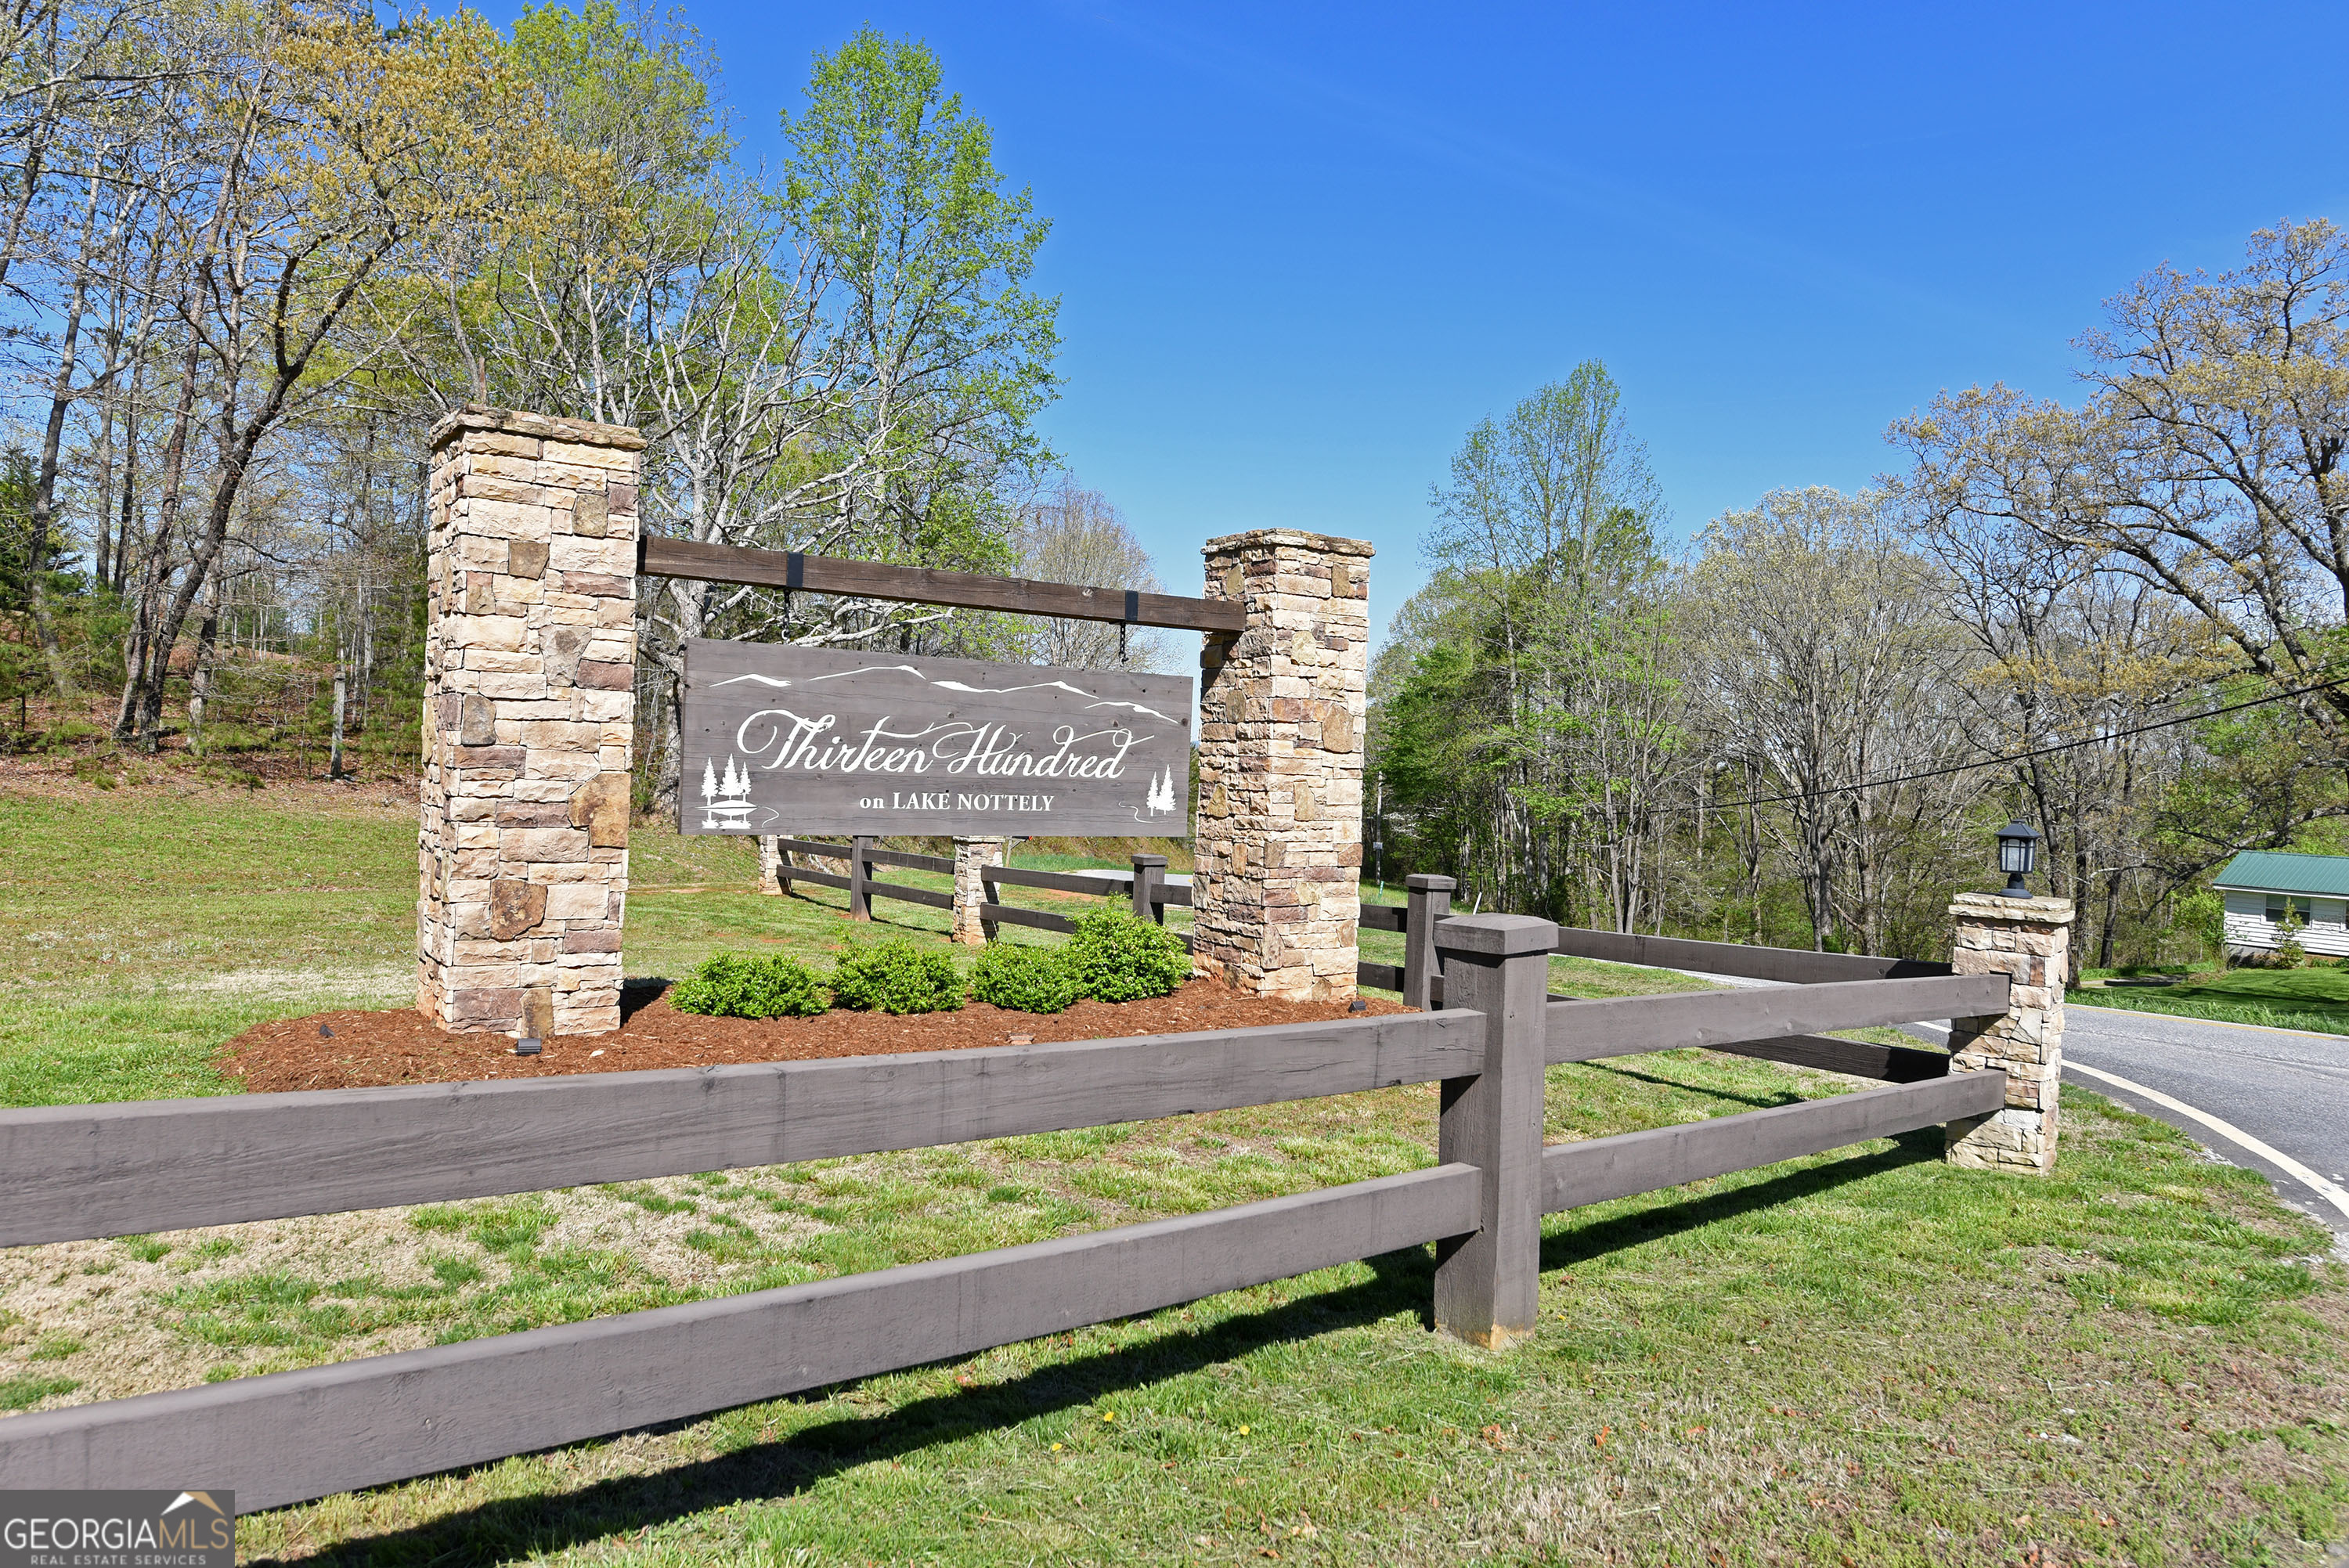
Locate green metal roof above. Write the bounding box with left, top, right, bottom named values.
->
left=2211, top=850, right=2349, bottom=898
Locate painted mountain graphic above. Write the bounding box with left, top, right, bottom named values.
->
left=714, top=663, right=1186, bottom=728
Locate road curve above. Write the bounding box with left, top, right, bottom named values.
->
left=2040, top=1004, right=2347, bottom=1240
left=1646, top=964, right=2349, bottom=1245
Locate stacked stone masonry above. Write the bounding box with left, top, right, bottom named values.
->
left=953, top=838, right=1006, bottom=945
left=1191, top=529, right=1372, bottom=1002
left=1943, top=892, right=2073, bottom=1174
left=417, top=406, right=643, bottom=1038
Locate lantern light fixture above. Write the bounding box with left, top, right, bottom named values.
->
left=1995, top=820, right=2040, bottom=899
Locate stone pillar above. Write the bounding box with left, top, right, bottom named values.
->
left=953, top=836, right=1005, bottom=945
left=758, top=835, right=785, bottom=895
left=1192, top=529, right=1372, bottom=1002
left=1944, top=892, right=2074, bottom=1174
left=417, top=406, right=641, bottom=1039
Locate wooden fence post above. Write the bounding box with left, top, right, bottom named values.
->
left=1431, top=911, right=1557, bottom=1349
left=849, top=834, right=875, bottom=921
left=1403, top=873, right=1456, bottom=1010
left=1131, top=852, right=1168, bottom=924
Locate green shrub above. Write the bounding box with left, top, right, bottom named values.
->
left=669, top=952, right=828, bottom=1018
left=830, top=938, right=964, bottom=1015
left=1062, top=907, right=1193, bottom=1003
left=969, top=942, right=1084, bottom=1013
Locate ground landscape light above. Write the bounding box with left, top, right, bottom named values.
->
left=1996, top=820, right=2040, bottom=899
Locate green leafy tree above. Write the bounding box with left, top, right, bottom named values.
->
left=1374, top=365, right=1684, bottom=925
left=449, top=15, right=1061, bottom=804
left=2173, top=888, right=2225, bottom=964
left=782, top=26, right=1058, bottom=572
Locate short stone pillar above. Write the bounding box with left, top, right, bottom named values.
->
left=1944, top=892, right=2074, bottom=1173
left=757, top=835, right=785, bottom=895
left=952, top=837, right=1005, bottom=944
left=1191, top=528, right=1372, bottom=1002
left=417, top=406, right=642, bottom=1038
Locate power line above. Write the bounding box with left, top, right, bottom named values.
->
left=1704, top=668, right=2349, bottom=813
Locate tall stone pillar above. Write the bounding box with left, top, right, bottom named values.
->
left=1944, top=892, right=2074, bottom=1173
left=1191, top=529, right=1372, bottom=1002
left=417, top=406, right=641, bottom=1038
left=952, top=837, right=1005, bottom=945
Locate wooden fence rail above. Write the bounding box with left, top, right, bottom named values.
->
left=770, top=838, right=1190, bottom=935
left=1546, top=928, right=1954, bottom=985
left=0, top=1014, right=1478, bottom=1247
left=1708, top=1032, right=1959, bottom=1083
left=1358, top=880, right=1966, bottom=1015
left=1545, top=974, right=2007, bottom=1064
left=1542, top=1073, right=2001, bottom=1213
left=0, top=914, right=2015, bottom=1513
left=0, top=1166, right=1478, bottom=1513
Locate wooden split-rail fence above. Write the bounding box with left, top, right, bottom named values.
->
left=769, top=836, right=1188, bottom=940
left=0, top=911, right=2009, bottom=1512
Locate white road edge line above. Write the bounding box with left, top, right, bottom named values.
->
left=1908, top=1018, right=2349, bottom=1224
left=2059, top=1061, right=2349, bottom=1225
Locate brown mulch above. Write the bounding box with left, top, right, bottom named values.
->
left=222, top=979, right=1413, bottom=1092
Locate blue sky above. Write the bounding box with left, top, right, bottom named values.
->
left=646, top=0, right=2347, bottom=622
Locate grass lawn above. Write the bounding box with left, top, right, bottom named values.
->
left=2, top=762, right=2346, bottom=1564
left=2071, top=964, right=2349, bottom=1036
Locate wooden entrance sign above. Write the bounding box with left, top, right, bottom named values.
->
left=680, top=640, right=1194, bottom=838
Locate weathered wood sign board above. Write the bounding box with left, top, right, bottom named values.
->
left=680, top=640, right=1193, bottom=838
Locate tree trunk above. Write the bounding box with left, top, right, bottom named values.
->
left=186, top=574, right=221, bottom=754
left=329, top=665, right=346, bottom=777
left=23, top=173, right=101, bottom=705
left=116, top=329, right=204, bottom=747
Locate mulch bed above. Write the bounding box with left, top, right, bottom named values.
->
left=222, top=979, right=1413, bottom=1093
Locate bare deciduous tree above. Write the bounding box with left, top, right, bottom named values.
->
left=1006, top=476, right=1167, bottom=670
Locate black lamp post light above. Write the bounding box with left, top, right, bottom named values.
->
left=1996, top=820, right=2040, bottom=899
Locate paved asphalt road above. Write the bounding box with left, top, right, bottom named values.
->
left=1977, top=1003, right=2348, bottom=1242
left=1905, top=1004, right=2349, bottom=1245
left=1652, top=966, right=2349, bottom=1245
